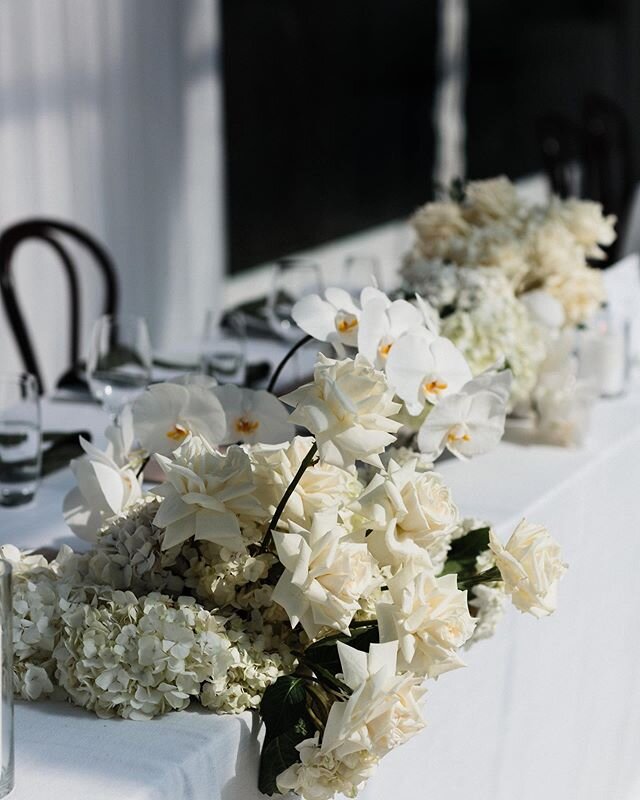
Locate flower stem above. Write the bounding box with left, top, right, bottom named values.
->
left=261, top=441, right=318, bottom=552
left=267, top=334, right=313, bottom=395
left=457, top=566, right=502, bottom=591
left=136, top=455, right=151, bottom=479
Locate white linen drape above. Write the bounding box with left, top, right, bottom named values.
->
left=0, top=0, right=225, bottom=388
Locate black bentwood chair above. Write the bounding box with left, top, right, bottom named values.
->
left=0, top=219, right=119, bottom=394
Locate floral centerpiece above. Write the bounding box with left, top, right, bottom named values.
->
left=8, top=289, right=567, bottom=799
left=399, top=176, right=616, bottom=442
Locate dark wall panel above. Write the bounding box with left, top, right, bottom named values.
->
left=466, top=0, right=639, bottom=182
left=222, top=0, right=438, bottom=273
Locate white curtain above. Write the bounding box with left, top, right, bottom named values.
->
left=433, top=0, right=467, bottom=188
left=0, top=0, right=225, bottom=388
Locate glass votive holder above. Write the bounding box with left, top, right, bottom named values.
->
left=0, top=560, right=14, bottom=798
left=578, top=317, right=630, bottom=399
left=0, top=373, right=42, bottom=507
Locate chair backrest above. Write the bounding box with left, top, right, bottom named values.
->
left=582, top=94, right=634, bottom=259
left=537, top=114, right=583, bottom=199
left=0, top=218, right=119, bottom=394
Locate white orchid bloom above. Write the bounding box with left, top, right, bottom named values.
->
left=213, top=385, right=294, bottom=445
left=292, top=287, right=362, bottom=351
left=417, top=371, right=511, bottom=460
left=386, top=330, right=473, bottom=415
left=132, top=382, right=226, bottom=457
left=63, top=435, right=142, bottom=542
left=357, top=287, right=426, bottom=369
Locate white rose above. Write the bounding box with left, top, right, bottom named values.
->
left=462, top=176, right=521, bottom=225
left=153, top=437, right=268, bottom=551
left=353, top=459, right=459, bottom=572
left=411, top=201, right=470, bottom=260
left=282, top=354, right=402, bottom=469
left=250, top=436, right=362, bottom=529
left=321, top=641, right=426, bottom=761
left=552, top=197, right=616, bottom=259
left=544, top=268, right=606, bottom=326
left=272, top=511, right=381, bottom=639
left=376, top=564, right=476, bottom=678
left=489, top=519, right=567, bottom=617
left=276, top=733, right=378, bottom=800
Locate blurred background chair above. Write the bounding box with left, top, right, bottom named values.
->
left=537, top=96, right=634, bottom=263
left=537, top=113, right=583, bottom=200
left=0, top=219, right=119, bottom=395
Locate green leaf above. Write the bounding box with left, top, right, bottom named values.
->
left=304, top=624, right=379, bottom=675
left=260, top=675, right=308, bottom=738
left=258, top=675, right=316, bottom=796
left=448, top=527, right=490, bottom=561
left=259, top=716, right=315, bottom=796
left=441, top=527, right=491, bottom=582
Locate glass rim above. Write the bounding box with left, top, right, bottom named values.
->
left=93, top=313, right=149, bottom=325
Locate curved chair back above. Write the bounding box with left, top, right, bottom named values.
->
left=0, top=219, right=119, bottom=394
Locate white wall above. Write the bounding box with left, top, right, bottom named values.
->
left=0, top=0, right=225, bottom=388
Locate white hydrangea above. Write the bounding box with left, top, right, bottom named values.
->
left=54, top=590, right=236, bottom=720
left=89, top=497, right=186, bottom=594
left=466, top=583, right=507, bottom=647
left=200, top=615, right=294, bottom=714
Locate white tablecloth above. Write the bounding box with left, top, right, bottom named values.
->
left=1, top=387, right=640, bottom=800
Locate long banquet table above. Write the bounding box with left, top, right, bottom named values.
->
left=2, top=383, right=640, bottom=800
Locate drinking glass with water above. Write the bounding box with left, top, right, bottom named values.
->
left=87, top=314, right=152, bottom=420
left=0, top=373, right=41, bottom=508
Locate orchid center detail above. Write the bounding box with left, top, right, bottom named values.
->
left=234, top=416, right=260, bottom=435
left=166, top=423, right=189, bottom=443
left=423, top=379, right=448, bottom=398
left=447, top=424, right=471, bottom=444
left=335, top=310, right=358, bottom=334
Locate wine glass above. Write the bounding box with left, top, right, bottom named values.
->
left=266, top=258, right=323, bottom=341
left=87, top=314, right=152, bottom=419
left=200, top=310, right=247, bottom=385
left=342, top=254, right=382, bottom=297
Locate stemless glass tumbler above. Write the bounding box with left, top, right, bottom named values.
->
left=266, top=258, right=323, bottom=341
left=0, top=561, right=13, bottom=798
left=0, top=373, right=41, bottom=507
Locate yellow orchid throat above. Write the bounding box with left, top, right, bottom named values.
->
left=378, top=341, right=393, bottom=359
left=235, top=416, right=260, bottom=435
left=424, top=379, right=448, bottom=395
left=335, top=313, right=358, bottom=334
left=447, top=425, right=471, bottom=444
left=166, top=424, right=189, bottom=443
